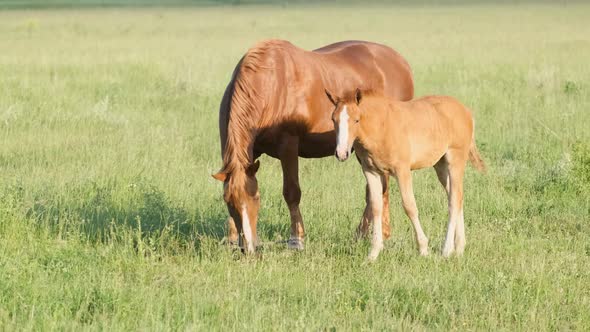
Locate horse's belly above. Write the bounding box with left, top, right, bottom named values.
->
left=253, top=129, right=336, bottom=159
left=410, top=144, right=447, bottom=170
left=298, top=131, right=336, bottom=158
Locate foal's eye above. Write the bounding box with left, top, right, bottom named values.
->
left=355, top=119, right=360, bottom=123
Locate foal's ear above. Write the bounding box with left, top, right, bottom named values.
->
left=355, top=88, right=362, bottom=105
left=246, top=160, right=260, bottom=176
left=325, top=89, right=338, bottom=106
left=212, top=171, right=228, bottom=182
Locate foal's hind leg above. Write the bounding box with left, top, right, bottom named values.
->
left=395, top=168, right=429, bottom=255
left=279, top=135, right=305, bottom=250
left=441, top=151, right=467, bottom=257
left=434, top=158, right=450, bottom=197
left=435, top=157, right=465, bottom=255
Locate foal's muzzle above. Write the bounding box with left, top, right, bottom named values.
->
left=335, top=149, right=350, bottom=161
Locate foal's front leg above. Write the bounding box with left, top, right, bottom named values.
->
left=363, top=169, right=385, bottom=261
left=357, top=175, right=392, bottom=240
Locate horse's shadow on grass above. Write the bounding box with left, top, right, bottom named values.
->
left=25, top=181, right=229, bottom=254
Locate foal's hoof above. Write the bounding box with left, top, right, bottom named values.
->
left=442, top=246, right=454, bottom=258
left=367, top=251, right=381, bottom=262
left=287, top=237, right=305, bottom=251
left=418, top=238, right=429, bottom=256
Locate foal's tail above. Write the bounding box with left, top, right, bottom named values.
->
left=468, top=126, right=487, bottom=173
left=469, top=142, right=486, bottom=173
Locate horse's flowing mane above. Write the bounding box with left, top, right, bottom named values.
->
left=220, top=40, right=286, bottom=197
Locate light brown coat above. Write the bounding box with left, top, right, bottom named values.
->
left=328, top=90, right=485, bottom=260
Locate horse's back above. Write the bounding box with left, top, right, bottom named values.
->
left=420, top=96, right=472, bottom=122
left=418, top=96, right=474, bottom=149
left=314, top=41, right=414, bottom=101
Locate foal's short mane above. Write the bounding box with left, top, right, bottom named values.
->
left=220, top=40, right=286, bottom=198
left=340, top=88, right=379, bottom=105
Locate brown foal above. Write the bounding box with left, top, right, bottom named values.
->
left=327, top=89, right=485, bottom=260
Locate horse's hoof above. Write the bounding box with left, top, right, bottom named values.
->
left=223, top=237, right=239, bottom=248
left=287, top=237, right=304, bottom=251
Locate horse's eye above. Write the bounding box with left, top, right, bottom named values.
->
left=355, top=119, right=360, bottom=123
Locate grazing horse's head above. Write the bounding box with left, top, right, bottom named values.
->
left=212, top=160, right=261, bottom=253
left=326, top=88, right=364, bottom=162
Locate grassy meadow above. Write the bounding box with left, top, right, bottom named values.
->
left=1, top=3, right=590, bottom=330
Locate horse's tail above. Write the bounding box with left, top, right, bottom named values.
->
left=468, top=120, right=486, bottom=173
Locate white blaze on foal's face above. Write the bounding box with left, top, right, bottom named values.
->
left=333, top=103, right=361, bottom=161
left=326, top=88, right=363, bottom=162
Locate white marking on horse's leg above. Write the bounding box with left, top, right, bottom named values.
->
left=241, top=205, right=255, bottom=253
left=455, top=209, right=466, bottom=256
left=364, top=170, right=384, bottom=261
left=336, top=106, right=350, bottom=159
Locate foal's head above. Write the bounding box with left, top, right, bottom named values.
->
left=212, top=160, right=261, bottom=253
left=326, top=88, right=364, bottom=161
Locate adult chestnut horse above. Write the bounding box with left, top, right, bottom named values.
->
left=212, top=39, right=413, bottom=253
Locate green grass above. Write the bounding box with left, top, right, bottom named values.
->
left=1, top=3, right=590, bottom=330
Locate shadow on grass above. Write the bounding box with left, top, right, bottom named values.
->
left=2, top=177, right=306, bottom=256
left=19, top=179, right=228, bottom=254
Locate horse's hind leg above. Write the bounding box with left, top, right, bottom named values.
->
left=395, top=168, right=429, bottom=256
left=279, top=135, right=305, bottom=250
left=441, top=150, right=467, bottom=257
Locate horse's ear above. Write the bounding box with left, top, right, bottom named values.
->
left=355, top=88, right=362, bottom=105
left=212, top=171, right=228, bottom=182
left=246, top=160, right=260, bottom=176
left=325, top=89, right=337, bottom=106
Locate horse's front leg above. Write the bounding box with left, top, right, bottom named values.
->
left=227, top=217, right=239, bottom=246
left=279, top=135, right=305, bottom=250
left=357, top=174, right=391, bottom=240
